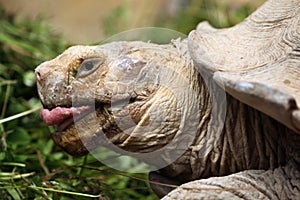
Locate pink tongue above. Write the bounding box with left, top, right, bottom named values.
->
left=40, top=106, right=91, bottom=126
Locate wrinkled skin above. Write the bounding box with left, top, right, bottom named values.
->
left=35, top=0, right=300, bottom=198
left=36, top=40, right=300, bottom=199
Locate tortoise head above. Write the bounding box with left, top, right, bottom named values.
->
left=35, top=41, right=203, bottom=162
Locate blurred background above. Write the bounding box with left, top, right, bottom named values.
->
left=0, top=0, right=263, bottom=43
left=0, top=0, right=263, bottom=199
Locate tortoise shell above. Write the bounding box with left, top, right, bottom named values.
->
left=188, top=0, right=300, bottom=134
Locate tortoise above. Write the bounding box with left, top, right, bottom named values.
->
left=35, top=0, right=300, bottom=199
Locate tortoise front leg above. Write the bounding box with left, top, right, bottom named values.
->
left=162, top=160, right=300, bottom=200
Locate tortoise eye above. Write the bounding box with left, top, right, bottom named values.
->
left=77, top=58, right=103, bottom=78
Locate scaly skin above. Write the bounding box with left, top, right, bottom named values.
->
left=36, top=39, right=300, bottom=198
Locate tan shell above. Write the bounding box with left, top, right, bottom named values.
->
left=188, top=0, right=300, bottom=134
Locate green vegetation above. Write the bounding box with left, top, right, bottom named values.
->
left=0, top=1, right=259, bottom=199
left=103, top=0, right=258, bottom=36
left=158, top=0, right=257, bottom=34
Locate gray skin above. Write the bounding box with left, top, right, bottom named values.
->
left=35, top=0, right=300, bottom=199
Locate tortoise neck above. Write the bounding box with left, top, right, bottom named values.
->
left=202, top=94, right=291, bottom=176
left=160, top=93, right=297, bottom=183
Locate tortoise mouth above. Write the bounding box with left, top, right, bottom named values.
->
left=40, top=106, right=94, bottom=132
left=40, top=103, right=124, bottom=156
left=40, top=105, right=103, bottom=155
left=40, top=95, right=152, bottom=156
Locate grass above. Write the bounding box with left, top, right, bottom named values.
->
left=0, top=1, right=259, bottom=199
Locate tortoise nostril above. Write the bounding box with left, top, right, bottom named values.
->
left=36, top=71, right=41, bottom=80
left=35, top=64, right=51, bottom=83
left=35, top=69, right=43, bottom=82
